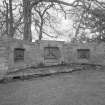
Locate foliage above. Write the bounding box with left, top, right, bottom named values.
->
left=69, top=0, right=105, bottom=42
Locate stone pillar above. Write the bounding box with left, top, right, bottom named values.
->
left=0, top=39, right=8, bottom=80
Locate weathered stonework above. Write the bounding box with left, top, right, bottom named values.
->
left=7, top=39, right=65, bottom=72
left=0, top=38, right=9, bottom=79
left=0, top=38, right=105, bottom=80
left=63, top=42, right=105, bottom=65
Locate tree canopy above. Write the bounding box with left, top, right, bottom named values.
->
left=0, top=0, right=105, bottom=42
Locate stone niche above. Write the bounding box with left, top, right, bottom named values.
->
left=39, top=40, right=64, bottom=66
left=14, top=48, right=25, bottom=62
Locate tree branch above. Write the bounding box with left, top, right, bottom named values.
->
left=31, top=0, right=80, bottom=8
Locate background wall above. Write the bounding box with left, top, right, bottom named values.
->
left=4, top=39, right=105, bottom=72
left=8, top=39, right=64, bottom=72
left=63, top=42, right=105, bottom=65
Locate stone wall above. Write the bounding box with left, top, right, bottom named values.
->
left=8, top=39, right=40, bottom=72
left=7, top=39, right=65, bottom=72
left=0, top=38, right=105, bottom=77
left=38, top=40, right=64, bottom=65
left=63, top=42, right=105, bottom=65
left=0, top=38, right=9, bottom=79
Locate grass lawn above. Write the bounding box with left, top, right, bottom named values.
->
left=0, top=69, right=105, bottom=105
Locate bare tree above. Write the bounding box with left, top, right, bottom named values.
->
left=22, top=0, right=82, bottom=41
left=9, top=0, right=14, bottom=38
left=2, top=0, right=104, bottom=42
left=69, top=0, right=105, bottom=42
left=0, top=0, right=23, bottom=39
left=33, top=2, right=59, bottom=40
left=23, top=0, right=32, bottom=41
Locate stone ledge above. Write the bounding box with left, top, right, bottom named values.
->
left=1, top=63, right=104, bottom=83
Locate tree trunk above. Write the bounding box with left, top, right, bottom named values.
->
left=9, top=0, right=14, bottom=38
left=39, top=18, right=43, bottom=40
left=23, top=0, right=32, bottom=42
left=6, top=3, right=9, bottom=36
